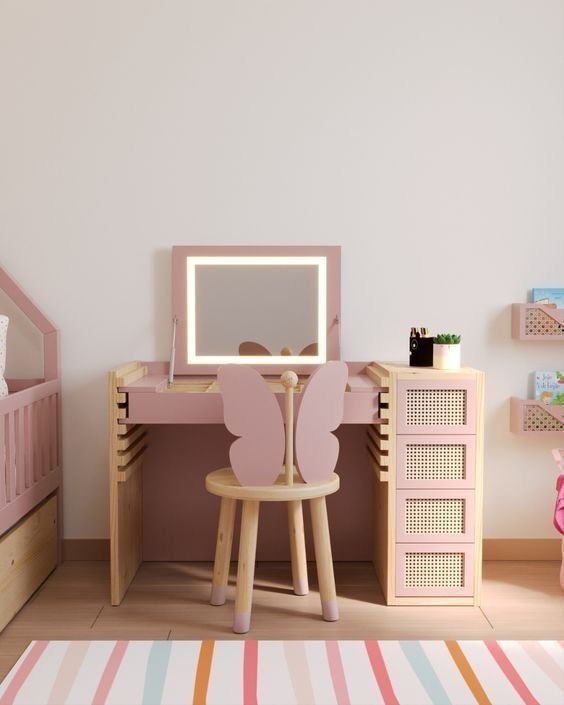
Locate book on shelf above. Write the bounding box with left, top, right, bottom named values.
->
left=534, top=371, right=564, bottom=405
left=531, top=288, right=564, bottom=307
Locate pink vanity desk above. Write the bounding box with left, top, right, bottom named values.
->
left=109, top=360, right=384, bottom=605
left=109, top=246, right=483, bottom=609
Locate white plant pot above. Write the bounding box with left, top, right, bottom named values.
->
left=433, top=343, right=461, bottom=370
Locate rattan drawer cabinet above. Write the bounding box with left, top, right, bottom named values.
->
left=367, top=363, right=484, bottom=606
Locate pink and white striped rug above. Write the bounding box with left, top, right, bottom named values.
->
left=0, top=640, right=562, bottom=705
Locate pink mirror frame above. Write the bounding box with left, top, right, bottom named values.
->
left=171, top=245, right=341, bottom=375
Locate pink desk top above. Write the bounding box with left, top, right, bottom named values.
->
left=119, top=362, right=385, bottom=425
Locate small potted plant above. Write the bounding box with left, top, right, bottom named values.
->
left=433, top=333, right=461, bottom=370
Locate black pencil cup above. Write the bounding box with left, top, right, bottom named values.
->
left=409, top=335, right=434, bottom=367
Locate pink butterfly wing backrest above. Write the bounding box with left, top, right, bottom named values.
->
left=218, top=364, right=285, bottom=486
left=295, top=361, right=348, bottom=483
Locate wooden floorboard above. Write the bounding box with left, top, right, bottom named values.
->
left=0, top=560, right=562, bottom=679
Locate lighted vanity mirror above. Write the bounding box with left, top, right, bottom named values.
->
left=189, top=256, right=326, bottom=364
left=172, top=246, right=340, bottom=373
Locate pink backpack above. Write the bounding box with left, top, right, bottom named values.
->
left=553, top=449, right=564, bottom=535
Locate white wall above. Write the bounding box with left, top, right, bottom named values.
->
left=0, top=290, right=43, bottom=378
left=1, top=1, right=563, bottom=540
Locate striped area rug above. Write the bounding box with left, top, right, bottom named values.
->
left=0, top=640, right=562, bottom=705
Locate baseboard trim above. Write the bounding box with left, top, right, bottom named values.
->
left=483, top=538, right=562, bottom=561
left=63, top=539, right=110, bottom=561
left=63, top=538, right=563, bottom=562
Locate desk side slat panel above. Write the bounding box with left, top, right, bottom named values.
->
left=109, top=362, right=147, bottom=605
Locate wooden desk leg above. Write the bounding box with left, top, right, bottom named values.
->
left=234, top=500, right=260, bottom=634
left=310, top=496, right=339, bottom=622
left=288, top=500, right=308, bottom=595
left=109, top=363, right=147, bottom=606
left=210, top=497, right=236, bottom=605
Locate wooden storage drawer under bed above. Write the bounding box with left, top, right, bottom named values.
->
left=0, top=494, right=58, bottom=631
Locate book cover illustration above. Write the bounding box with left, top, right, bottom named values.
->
left=534, top=371, right=564, bottom=405
left=532, top=288, right=564, bottom=307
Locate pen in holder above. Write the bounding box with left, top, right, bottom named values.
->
left=409, top=328, right=433, bottom=367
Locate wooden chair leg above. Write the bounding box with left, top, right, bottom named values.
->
left=287, top=500, right=308, bottom=595
left=210, top=497, right=237, bottom=605
left=310, top=496, right=339, bottom=621
left=234, top=500, right=260, bottom=633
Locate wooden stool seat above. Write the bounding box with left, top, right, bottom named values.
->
left=206, top=468, right=339, bottom=502
left=207, top=467, right=340, bottom=633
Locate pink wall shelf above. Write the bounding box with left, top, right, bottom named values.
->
left=510, top=397, right=564, bottom=435
left=512, top=303, right=564, bottom=340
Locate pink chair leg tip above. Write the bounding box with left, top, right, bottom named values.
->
left=322, top=600, right=339, bottom=622
left=210, top=585, right=226, bottom=606
left=293, top=576, right=309, bottom=596
left=233, top=612, right=251, bottom=634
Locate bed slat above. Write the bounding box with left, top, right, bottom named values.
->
left=6, top=412, right=16, bottom=502
left=32, top=401, right=40, bottom=483
left=42, top=397, right=49, bottom=476
left=49, top=394, right=57, bottom=471
left=26, top=403, right=34, bottom=487
left=15, top=408, right=25, bottom=495
left=36, top=399, right=43, bottom=478
left=24, top=405, right=32, bottom=489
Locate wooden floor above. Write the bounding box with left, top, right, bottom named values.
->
left=1, top=560, right=563, bottom=679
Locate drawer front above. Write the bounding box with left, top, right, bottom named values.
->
left=396, top=489, right=475, bottom=543
left=0, top=495, right=58, bottom=631
left=396, top=435, right=476, bottom=488
left=395, top=543, right=474, bottom=597
left=396, top=380, right=476, bottom=434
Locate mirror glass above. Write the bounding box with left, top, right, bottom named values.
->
left=187, top=256, right=326, bottom=364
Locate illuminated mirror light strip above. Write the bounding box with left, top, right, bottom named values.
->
left=186, top=256, right=327, bottom=365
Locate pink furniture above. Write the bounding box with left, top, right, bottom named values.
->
left=206, top=363, right=348, bottom=633
left=510, top=397, right=564, bottom=435
left=107, top=246, right=485, bottom=608
left=0, top=265, right=62, bottom=631
left=552, top=448, right=564, bottom=589
left=512, top=303, right=564, bottom=341
left=368, top=363, right=484, bottom=605
left=510, top=301, right=564, bottom=435
left=107, top=243, right=380, bottom=606
left=108, top=359, right=383, bottom=605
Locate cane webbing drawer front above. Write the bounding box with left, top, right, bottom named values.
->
left=395, top=543, right=474, bottom=597
left=397, top=380, right=476, bottom=434
left=396, top=435, right=476, bottom=488
left=396, top=490, right=474, bottom=542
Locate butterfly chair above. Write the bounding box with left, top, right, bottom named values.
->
left=205, top=361, right=348, bottom=633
